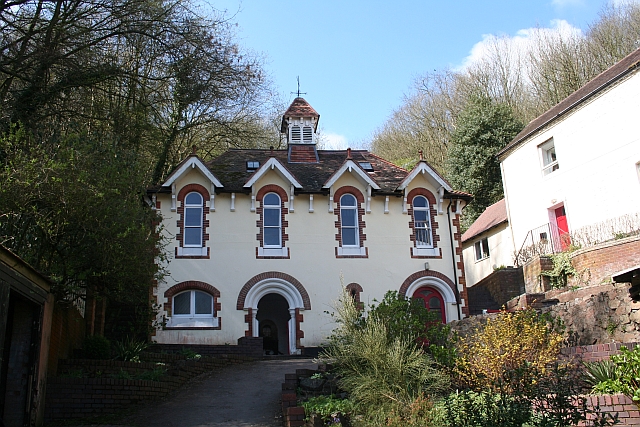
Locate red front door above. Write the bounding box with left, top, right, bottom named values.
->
left=413, top=287, right=445, bottom=323
left=555, top=206, right=571, bottom=250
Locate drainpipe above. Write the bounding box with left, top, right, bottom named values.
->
left=447, top=198, right=462, bottom=321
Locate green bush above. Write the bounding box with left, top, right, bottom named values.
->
left=368, top=291, right=457, bottom=368
left=322, top=289, right=449, bottom=422
left=441, top=389, right=531, bottom=427
left=588, top=345, right=640, bottom=403
left=301, top=395, right=353, bottom=424
left=83, top=335, right=111, bottom=360
left=113, top=336, right=148, bottom=362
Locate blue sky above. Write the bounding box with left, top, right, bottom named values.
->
left=207, top=0, right=621, bottom=149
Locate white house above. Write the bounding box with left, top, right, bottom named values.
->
left=148, top=97, right=471, bottom=354
left=497, top=47, right=640, bottom=265
left=461, top=199, right=514, bottom=288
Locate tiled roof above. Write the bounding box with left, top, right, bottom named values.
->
left=498, top=47, right=640, bottom=159
left=206, top=149, right=406, bottom=193
left=280, top=97, right=320, bottom=132
left=461, top=199, right=508, bottom=243
left=195, top=148, right=472, bottom=202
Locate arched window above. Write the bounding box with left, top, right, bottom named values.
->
left=413, top=286, right=445, bottom=323
left=263, top=193, right=282, bottom=248
left=340, top=194, right=358, bottom=247
left=171, top=290, right=215, bottom=327
left=412, top=195, right=432, bottom=247
left=183, top=192, right=203, bottom=247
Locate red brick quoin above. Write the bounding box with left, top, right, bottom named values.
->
left=255, top=184, right=289, bottom=259
left=163, top=281, right=221, bottom=330
left=333, top=186, right=367, bottom=258
left=407, top=187, right=441, bottom=259
left=175, top=183, right=210, bottom=259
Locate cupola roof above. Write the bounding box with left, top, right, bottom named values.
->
left=280, top=97, right=320, bottom=133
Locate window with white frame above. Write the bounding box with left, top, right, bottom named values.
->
left=183, top=192, right=203, bottom=247
left=171, top=290, right=216, bottom=327
left=412, top=195, right=432, bottom=247
left=539, top=139, right=559, bottom=176
left=263, top=193, right=282, bottom=247
left=340, top=194, right=359, bottom=246
left=474, top=238, right=490, bottom=261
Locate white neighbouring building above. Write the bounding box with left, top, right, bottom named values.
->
left=497, top=47, right=640, bottom=264
left=461, top=199, right=514, bottom=288
left=148, top=97, right=471, bottom=355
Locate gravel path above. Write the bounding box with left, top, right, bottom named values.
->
left=83, top=358, right=316, bottom=427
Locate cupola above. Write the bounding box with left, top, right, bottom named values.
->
left=281, top=97, right=319, bottom=145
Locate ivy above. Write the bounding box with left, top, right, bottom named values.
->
left=541, top=252, right=577, bottom=288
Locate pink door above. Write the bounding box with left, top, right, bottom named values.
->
left=555, top=206, right=571, bottom=251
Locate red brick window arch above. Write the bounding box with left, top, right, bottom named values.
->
left=164, top=281, right=221, bottom=330
left=407, top=188, right=441, bottom=259
left=256, top=185, right=289, bottom=258
left=334, top=186, right=367, bottom=258
left=176, top=184, right=210, bottom=258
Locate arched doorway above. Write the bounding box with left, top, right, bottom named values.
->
left=412, top=286, right=446, bottom=323
left=238, top=273, right=310, bottom=355
left=400, top=272, right=458, bottom=323
left=257, top=294, right=290, bottom=355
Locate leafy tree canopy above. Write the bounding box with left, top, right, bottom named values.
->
left=445, top=95, right=522, bottom=230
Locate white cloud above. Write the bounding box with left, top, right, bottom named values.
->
left=552, top=0, right=585, bottom=7
left=321, top=132, right=350, bottom=150
left=458, top=19, right=583, bottom=71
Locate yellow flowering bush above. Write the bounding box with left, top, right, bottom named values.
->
left=454, top=309, right=563, bottom=392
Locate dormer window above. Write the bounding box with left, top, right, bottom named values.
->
left=359, top=162, right=374, bottom=172
left=247, top=161, right=260, bottom=171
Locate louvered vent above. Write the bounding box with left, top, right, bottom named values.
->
left=302, top=126, right=313, bottom=143
left=291, top=126, right=301, bottom=142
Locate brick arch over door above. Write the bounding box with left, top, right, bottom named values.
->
left=399, top=270, right=457, bottom=302
left=236, top=272, right=311, bottom=310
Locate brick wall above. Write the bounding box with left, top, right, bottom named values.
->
left=561, top=342, right=640, bottom=363
left=569, top=235, right=640, bottom=288
left=45, top=353, right=254, bottom=421
left=147, top=336, right=263, bottom=359
left=581, top=394, right=640, bottom=426
left=523, top=256, right=554, bottom=293
left=467, top=267, right=524, bottom=315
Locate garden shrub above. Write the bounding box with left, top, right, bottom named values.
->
left=368, top=291, right=457, bottom=368
left=322, top=289, right=449, bottom=421
left=113, top=336, right=148, bottom=362
left=301, top=395, right=354, bottom=424
left=441, top=389, right=531, bottom=427
left=83, top=335, right=111, bottom=360
left=454, top=308, right=563, bottom=392
left=587, top=345, right=640, bottom=404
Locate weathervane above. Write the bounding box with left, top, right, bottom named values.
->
left=291, top=76, right=307, bottom=98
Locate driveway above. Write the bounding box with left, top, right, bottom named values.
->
left=73, top=358, right=316, bottom=427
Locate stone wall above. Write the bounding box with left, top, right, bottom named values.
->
left=542, top=282, right=640, bottom=346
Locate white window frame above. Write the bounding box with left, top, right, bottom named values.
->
left=263, top=193, right=282, bottom=248
left=474, top=238, right=490, bottom=261
left=539, top=138, right=559, bottom=176
left=169, top=290, right=217, bottom=328
left=183, top=192, right=203, bottom=248
left=340, top=194, right=360, bottom=248
left=413, top=195, right=433, bottom=248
